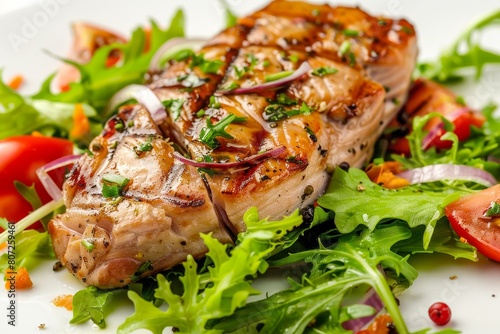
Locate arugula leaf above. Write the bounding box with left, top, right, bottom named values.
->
left=13, top=9, right=185, bottom=141
left=0, top=230, right=54, bottom=272
left=416, top=10, right=500, bottom=82
left=70, top=287, right=125, bottom=328
left=393, top=218, right=477, bottom=261
left=210, top=224, right=417, bottom=333
left=218, top=0, right=238, bottom=28
left=317, top=167, right=461, bottom=249
left=0, top=74, right=98, bottom=142
left=118, top=207, right=302, bottom=334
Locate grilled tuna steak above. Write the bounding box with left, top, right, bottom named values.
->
left=49, top=0, right=417, bottom=288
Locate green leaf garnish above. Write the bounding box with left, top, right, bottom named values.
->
left=101, top=174, right=130, bottom=198
left=162, top=98, right=184, bottom=120
left=311, top=66, right=338, bottom=77
left=485, top=201, right=500, bottom=217
left=264, top=70, right=294, bottom=82
left=416, top=10, right=500, bottom=82
left=199, top=114, right=246, bottom=149
left=81, top=239, right=95, bottom=252
left=118, top=207, right=302, bottom=333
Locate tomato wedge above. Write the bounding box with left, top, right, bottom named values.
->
left=387, top=78, right=485, bottom=155
left=0, top=136, right=73, bottom=229
left=445, top=184, right=500, bottom=262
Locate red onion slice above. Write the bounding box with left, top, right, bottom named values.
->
left=36, top=154, right=81, bottom=201
left=422, top=107, right=470, bottom=149
left=398, top=164, right=497, bottom=187
left=173, top=146, right=286, bottom=170
left=107, top=84, right=166, bottom=124
left=149, top=37, right=207, bottom=72
left=343, top=289, right=384, bottom=332
left=215, top=61, right=312, bottom=96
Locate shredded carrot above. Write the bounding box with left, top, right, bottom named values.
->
left=0, top=242, right=6, bottom=250
left=51, top=294, right=73, bottom=311
left=70, top=103, right=90, bottom=139
left=357, top=314, right=394, bottom=334
left=7, top=75, right=24, bottom=90
left=4, top=267, right=33, bottom=290
left=365, top=161, right=410, bottom=189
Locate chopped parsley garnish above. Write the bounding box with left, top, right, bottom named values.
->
left=209, top=96, right=221, bottom=108
left=199, top=114, right=246, bottom=149
left=265, top=70, right=294, bottom=82
left=339, top=40, right=351, bottom=55
left=233, top=66, right=246, bottom=79
left=172, top=50, right=224, bottom=75
left=264, top=102, right=313, bottom=122
left=195, top=56, right=224, bottom=75
left=162, top=99, right=185, bottom=120
left=289, top=54, right=299, bottom=63
left=342, top=29, right=360, bottom=37
left=134, top=137, right=154, bottom=156
left=339, top=41, right=356, bottom=66
left=247, top=53, right=259, bottom=69
left=177, top=73, right=208, bottom=88
left=311, top=66, right=338, bottom=77
left=101, top=173, right=130, bottom=198
left=276, top=93, right=297, bottom=106
left=232, top=54, right=259, bottom=79
left=81, top=239, right=95, bottom=252
left=221, top=82, right=240, bottom=92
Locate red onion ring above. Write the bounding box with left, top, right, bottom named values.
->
left=422, top=107, right=470, bottom=149
left=36, top=154, right=81, bottom=201
left=107, top=84, right=166, bottom=124
left=398, top=164, right=497, bottom=187
left=149, top=37, right=207, bottom=72
left=173, top=146, right=286, bottom=170
left=215, top=61, right=312, bottom=96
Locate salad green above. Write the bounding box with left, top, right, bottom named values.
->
left=2, top=3, right=500, bottom=334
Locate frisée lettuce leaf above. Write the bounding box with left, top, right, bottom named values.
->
left=317, top=167, right=462, bottom=249
left=117, top=207, right=302, bottom=334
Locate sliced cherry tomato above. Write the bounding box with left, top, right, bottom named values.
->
left=0, top=136, right=73, bottom=229
left=56, top=22, right=127, bottom=92
left=387, top=78, right=485, bottom=155
left=356, top=314, right=394, bottom=334
left=445, top=184, right=500, bottom=262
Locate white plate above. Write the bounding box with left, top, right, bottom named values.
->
left=1, top=1, right=500, bottom=333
